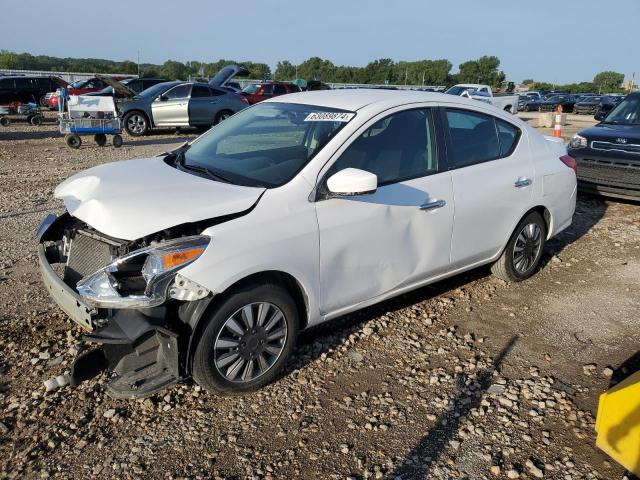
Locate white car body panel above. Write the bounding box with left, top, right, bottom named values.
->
left=54, top=157, right=265, bottom=241
left=54, top=90, right=576, bottom=328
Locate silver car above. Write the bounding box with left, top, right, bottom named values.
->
left=115, top=65, right=250, bottom=136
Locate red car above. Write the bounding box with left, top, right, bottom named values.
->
left=46, top=76, right=132, bottom=109
left=240, top=82, right=301, bottom=104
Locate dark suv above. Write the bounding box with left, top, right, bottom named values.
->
left=568, top=93, right=640, bottom=200
left=0, top=75, right=68, bottom=105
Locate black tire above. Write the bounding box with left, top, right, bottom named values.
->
left=504, top=105, right=512, bottom=113
left=192, top=282, right=299, bottom=395
left=214, top=110, right=234, bottom=125
left=491, top=211, right=546, bottom=282
left=30, top=115, right=43, bottom=126
left=94, top=134, right=107, bottom=146
left=123, top=111, right=149, bottom=136
left=65, top=134, right=82, bottom=149
left=0, top=116, right=10, bottom=127
left=524, top=104, right=531, bottom=112
left=112, top=134, right=123, bottom=148
left=39, top=95, right=48, bottom=107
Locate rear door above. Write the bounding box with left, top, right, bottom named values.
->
left=443, top=107, right=534, bottom=268
left=188, top=84, right=215, bottom=125
left=152, top=83, right=191, bottom=126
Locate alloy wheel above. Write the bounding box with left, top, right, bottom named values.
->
left=513, top=223, right=542, bottom=274
left=213, top=302, right=288, bottom=383
left=127, top=114, right=146, bottom=134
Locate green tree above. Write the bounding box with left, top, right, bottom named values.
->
left=119, top=60, right=138, bottom=74
left=274, top=60, right=297, bottom=80
left=593, top=71, right=624, bottom=92
left=0, top=50, right=20, bottom=69
left=457, top=56, right=505, bottom=87
left=160, top=60, right=187, bottom=80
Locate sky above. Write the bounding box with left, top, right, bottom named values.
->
left=3, top=0, right=638, bottom=85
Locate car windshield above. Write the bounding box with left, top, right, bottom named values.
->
left=242, top=84, right=260, bottom=94
left=182, top=102, right=355, bottom=188
left=137, top=82, right=175, bottom=98
left=446, top=86, right=477, bottom=96
left=603, top=96, right=640, bottom=125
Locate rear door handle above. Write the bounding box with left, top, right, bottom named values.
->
left=420, top=199, right=446, bottom=211
left=514, top=177, right=532, bottom=188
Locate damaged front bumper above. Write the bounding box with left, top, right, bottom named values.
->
left=37, top=213, right=213, bottom=399
left=38, top=244, right=99, bottom=331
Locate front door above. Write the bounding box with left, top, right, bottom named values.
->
left=315, top=108, right=454, bottom=314
left=152, top=83, right=191, bottom=127
left=442, top=107, right=534, bottom=268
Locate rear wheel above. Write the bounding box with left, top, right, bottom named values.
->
left=65, top=134, right=82, bottom=149
left=0, top=116, right=10, bottom=127
left=124, top=111, right=149, bottom=136
left=192, top=282, right=298, bottom=394
left=214, top=110, right=234, bottom=125
left=30, top=115, right=43, bottom=126
left=112, top=134, right=123, bottom=148
left=491, top=211, right=546, bottom=282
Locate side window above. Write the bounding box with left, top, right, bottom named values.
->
left=0, top=78, right=15, bottom=89
left=210, top=88, right=227, bottom=96
left=163, top=84, right=191, bottom=100
left=496, top=119, right=521, bottom=157
left=14, top=78, right=29, bottom=89
left=273, top=84, right=287, bottom=95
left=261, top=84, right=274, bottom=95
left=328, top=109, right=437, bottom=185
left=445, top=109, right=501, bottom=167
left=191, top=85, right=211, bottom=98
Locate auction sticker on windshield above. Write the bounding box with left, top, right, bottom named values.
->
left=304, top=112, right=355, bottom=122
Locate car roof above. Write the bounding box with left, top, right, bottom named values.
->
left=265, top=89, right=485, bottom=112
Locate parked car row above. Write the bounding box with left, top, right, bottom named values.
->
left=517, top=92, right=624, bottom=115
left=0, top=75, right=68, bottom=105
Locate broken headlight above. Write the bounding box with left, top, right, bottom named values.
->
left=77, top=236, right=210, bottom=308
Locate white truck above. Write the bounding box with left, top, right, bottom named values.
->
left=446, top=84, right=518, bottom=114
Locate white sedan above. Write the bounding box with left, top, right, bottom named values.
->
left=37, top=90, right=577, bottom=397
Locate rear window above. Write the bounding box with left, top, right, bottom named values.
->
left=445, top=109, right=521, bottom=167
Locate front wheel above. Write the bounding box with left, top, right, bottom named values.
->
left=0, top=116, right=10, bottom=127
left=192, top=283, right=299, bottom=395
left=123, top=111, right=149, bottom=136
left=491, top=211, right=546, bottom=282
left=112, top=134, right=123, bottom=148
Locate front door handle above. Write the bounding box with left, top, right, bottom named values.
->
left=514, top=177, right=532, bottom=188
left=420, top=199, right=446, bottom=211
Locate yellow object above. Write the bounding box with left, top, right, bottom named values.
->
left=595, top=370, right=640, bottom=475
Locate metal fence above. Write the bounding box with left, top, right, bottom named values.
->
left=233, top=79, right=446, bottom=91
left=0, top=69, right=137, bottom=82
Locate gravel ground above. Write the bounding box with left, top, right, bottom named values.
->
left=0, top=112, right=639, bottom=480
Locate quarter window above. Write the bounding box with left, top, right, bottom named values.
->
left=273, top=84, right=287, bottom=95
left=328, top=109, right=437, bottom=185
left=445, top=109, right=520, bottom=168
left=191, top=85, right=211, bottom=97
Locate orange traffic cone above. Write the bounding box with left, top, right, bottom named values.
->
left=554, top=104, right=563, bottom=138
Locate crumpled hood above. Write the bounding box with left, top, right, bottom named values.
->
left=55, top=157, right=265, bottom=241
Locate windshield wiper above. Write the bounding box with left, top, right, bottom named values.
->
left=176, top=151, right=233, bottom=184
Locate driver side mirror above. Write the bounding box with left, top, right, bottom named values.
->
left=158, top=95, right=168, bottom=102
left=326, top=168, right=377, bottom=196
left=594, top=110, right=605, bottom=121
